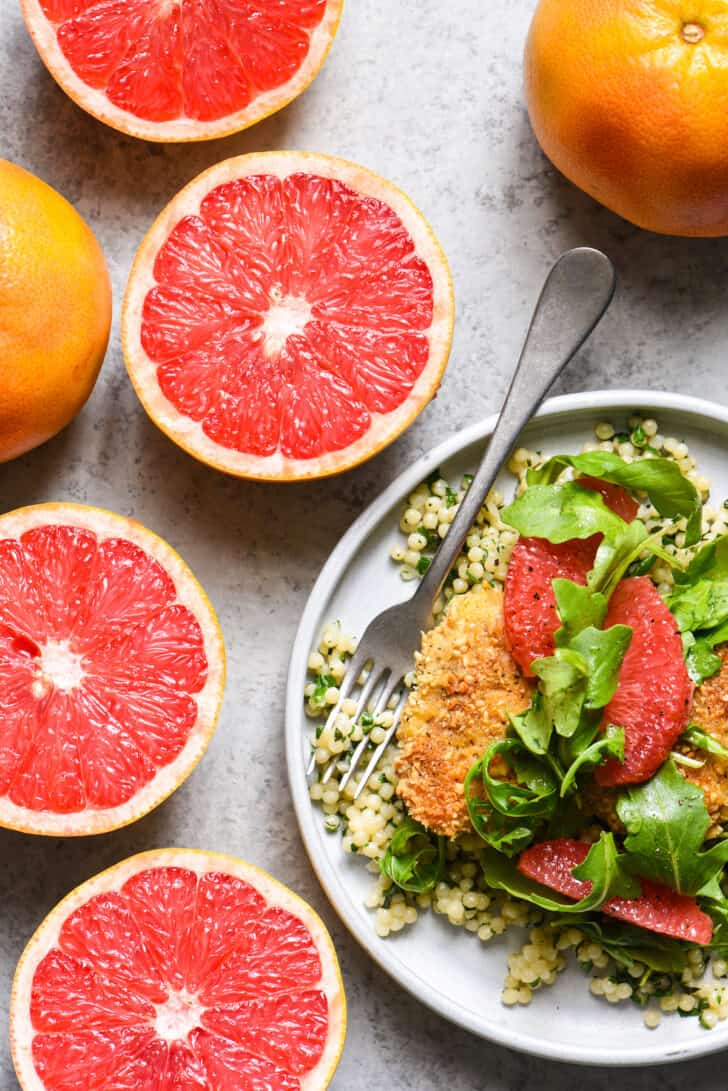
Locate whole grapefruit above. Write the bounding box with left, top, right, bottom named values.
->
left=0, top=160, right=111, bottom=461
left=524, top=0, right=728, bottom=236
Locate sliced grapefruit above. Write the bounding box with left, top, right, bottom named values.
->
left=595, top=577, right=693, bottom=786
left=504, top=479, right=638, bottom=674
left=518, top=838, right=712, bottom=944
left=20, top=0, right=343, bottom=142
left=0, top=503, right=225, bottom=836
left=122, top=151, right=454, bottom=481
left=11, top=848, right=346, bottom=1090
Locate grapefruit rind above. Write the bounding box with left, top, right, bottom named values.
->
left=0, top=504, right=226, bottom=837
left=19, top=0, right=344, bottom=143
left=122, top=150, right=455, bottom=481
left=10, top=848, right=346, bottom=1091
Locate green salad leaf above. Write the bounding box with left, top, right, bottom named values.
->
left=667, top=535, right=728, bottom=683
left=550, top=916, right=687, bottom=973
left=379, top=817, right=445, bottom=893
left=527, top=450, right=702, bottom=545
left=681, top=724, right=728, bottom=762
left=617, top=759, right=728, bottom=895
left=552, top=579, right=607, bottom=645
left=482, top=832, right=639, bottom=914
left=502, top=482, right=628, bottom=545
left=560, top=725, right=624, bottom=797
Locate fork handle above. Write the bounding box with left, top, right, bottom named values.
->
left=414, top=246, right=616, bottom=610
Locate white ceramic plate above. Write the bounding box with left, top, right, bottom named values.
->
left=285, top=390, right=728, bottom=1066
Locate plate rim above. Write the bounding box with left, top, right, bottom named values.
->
left=285, top=389, right=728, bottom=1067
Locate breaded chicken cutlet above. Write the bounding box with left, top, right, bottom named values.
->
left=395, top=584, right=534, bottom=838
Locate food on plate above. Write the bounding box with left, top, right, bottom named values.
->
left=123, top=151, right=454, bottom=481
left=525, top=0, right=728, bottom=236
left=10, top=848, right=346, bottom=1090
left=306, top=414, right=728, bottom=1028
left=396, top=584, right=533, bottom=838
left=20, top=0, right=343, bottom=142
left=0, top=503, right=225, bottom=835
left=0, top=159, right=111, bottom=462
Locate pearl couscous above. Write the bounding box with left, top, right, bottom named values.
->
left=305, top=416, right=728, bottom=1031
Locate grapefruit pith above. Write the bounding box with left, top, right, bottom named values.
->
left=10, top=848, right=346, bottom=1091
left=595, top=577, right=693, bottom=786
left=0, top=503, right=225, bottom=836
left=504, top=479, right=638, bottom=674
left=122, top=151, right=455, bottom=481
left=518, top=838, right=712, bottom=944
left=20, top=0, right=343, bottom=142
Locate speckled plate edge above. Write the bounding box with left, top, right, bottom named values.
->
left=285, top=389, right=728, bottom=1067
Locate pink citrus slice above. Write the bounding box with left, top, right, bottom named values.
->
left=122, top=151, right=455, bottom=481
left=0, top=503, right=225, bottom=835
left=10, top=848, right=346, bottom=1090
left=20, top=0, right=344, bottom=142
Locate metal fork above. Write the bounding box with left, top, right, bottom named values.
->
left=307, top=247, right=616, bottom=799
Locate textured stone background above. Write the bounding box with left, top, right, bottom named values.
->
left=2, top=1, right=728, bottom=1088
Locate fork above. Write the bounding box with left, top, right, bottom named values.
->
left=307, top=247, right=616, bottom=799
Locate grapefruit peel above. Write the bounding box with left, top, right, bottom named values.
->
left=0, top=503, right=225, bottom=837
left=20, top=0, right=344, bottom=143
left=10, top=848, right=346, bottom=1091
left=122, top=151, right=455, bottom=481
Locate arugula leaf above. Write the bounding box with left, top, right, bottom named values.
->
left=531, top=649, right=588, bottom=738
left=560, top=725, right=624, bottom=797
left=551, top=916, right=687, bottom=973
left=482, top=833, right=639, bottom=913
left=674, top=536, right=728, bottom=586
left=508, top=693, right=552, bottom=755
left=681, top=724, right=728, bottom=762
left=379, top=817, right=445, bottom=893
left=527, top=451, right=701, bottom=545
left=570, top=625, right=632, bottom=708
left=502, top=482, right=628, bottom=544
left=617, top=759, right=728, bottom=895
left=682, top=632, right=723, bottom=685
left=552, top=579, right=607, bottom=645
left=669, top=578, right=728, bottom=634
left=530, top=625, right=631, bottom=741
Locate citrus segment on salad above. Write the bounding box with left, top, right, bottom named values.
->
left=10, top=849, right=346, bottom=1091
left=0, top=504, right=225, bottom=836
left=518, top=838, right=713, bottom=945
left=305, top=415, right=728, bottom=1028
left=596, top=577, right=693, bottom=786
left=20, top=0, right=343, bottom=142
left=123, top=152, right=454, bottom=481
left=504, top=477, right=637, bottom=675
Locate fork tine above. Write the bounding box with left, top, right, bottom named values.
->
left=335, top=667, right=399, bottom=793
left=306, top=639, right=373, bottom=775
left=352, top=686, right=409, bottom=800
left=320, top=664, right=388, bottom=785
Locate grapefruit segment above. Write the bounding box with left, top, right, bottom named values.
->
left=22, top=0, right=343, bottom=142
left=595, top=577, right=693, bottom=785
left=518, top=839, right=713, bottom=944
left=11, top=849, right=346, bottom=1091
left=123, top=152, right=454, bottom=480
left=504, top=478, right=637, bottom=674
left=0, top=504, right=225, bottom=836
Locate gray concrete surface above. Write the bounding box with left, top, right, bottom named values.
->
left=2, top=1, right=728, bottom=1087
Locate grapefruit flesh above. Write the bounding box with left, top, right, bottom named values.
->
left=518, top=838, right=713, bottom=944
left=122, top=152, right=454, bottom=481
left=595, top=577, right=693, bottom=786
left=0, top=504, right=225, bottom=835
left=20, top=0, right=343, bottom=141
left=11, top=849, right=346, bottom=1091
left=504, top=479, right=638, bottom=674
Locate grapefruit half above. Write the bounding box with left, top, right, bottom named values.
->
left=10, top=848, right=346, bottom=1090
left=122, top=151, right=455, bottom=481
left=0, top=503, right=225, bottom=836
left=20, top=0, right=343, bottom=142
